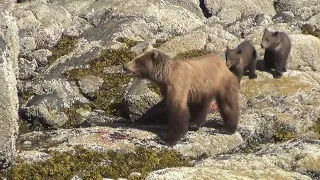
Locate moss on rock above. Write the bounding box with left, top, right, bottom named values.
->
left=7, top=146, right=190, bottom=180
left=241, top=76, right=312, bottom=100
left=301, top=24, right=320, bottom=38
left=174, top=49, right=213, bottom=59
left=64, top=47, right=137, bottom=116
left=311, top=117, right=320, bottom=139
left=153, top=39, right=168, bottom=48
left=147, top=82, right=162, bottom=96
left=116, top=37, right=139, bottom=49
left=47, top=36, right=79, bottom=64
left=62, top=101, right=92, bottom=128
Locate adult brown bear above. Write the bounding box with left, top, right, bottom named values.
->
left=123, top=47, right=240, bottom=145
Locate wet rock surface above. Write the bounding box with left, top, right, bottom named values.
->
left=0, top=0, right=319, bottom=179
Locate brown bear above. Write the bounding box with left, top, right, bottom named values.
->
left=123, top=47, right=240, bottom=145
left=225, top=40, right=258, bottom=85
left=261, top=28, right=291, bottom=78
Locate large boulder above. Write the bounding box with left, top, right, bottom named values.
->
left=0, top=11, right=20, bottom=169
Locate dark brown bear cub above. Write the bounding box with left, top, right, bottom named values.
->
left=123, top=47, right=240, bottom=146
left=261, top=28, right=292, bottom=78
left=225, top=40, right=257, bottom=85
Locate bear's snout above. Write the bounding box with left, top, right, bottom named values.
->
left=123, top=62, right=135, bottom=75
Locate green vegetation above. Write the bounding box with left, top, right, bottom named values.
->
left=62, top=101, right=92, bottom=128
left=300, top=24, right=320, bottom=38
left=116, top=37, right=139, bottom=48
left=18, top=90, right=34, bottom=106
left=273, top=119, right=296, bottom=142
left=147, top=82, right=162, bottom=96
left=64, top=46, right=137, bottom=116
left=6, top=146, right=190, bottom=180
left=48, top=36, right=79, bottom=64
left=153, top=39, right=168, bottom=48
left=241, top=76, right=312, bottom=100
left=173, top=49, right=213, bottom=59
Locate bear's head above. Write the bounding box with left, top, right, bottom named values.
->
left=123, top=47, right=171, bottom=82
left=225, top=46, right=242, bottom=68
left=260, top=28, right=281, bottom=49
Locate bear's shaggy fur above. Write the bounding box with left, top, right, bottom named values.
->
left=261, top=28, right=291, bottom=78
left=123, top=48, right=240, bottom=145
left=225, top=40, right=258, bottom=85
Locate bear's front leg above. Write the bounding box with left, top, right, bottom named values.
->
left=163, top=88, right=190, bottom=146
left=188, top=100, right=211, bottom=131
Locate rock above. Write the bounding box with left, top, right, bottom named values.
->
left=272, top=12, right=295, bottom=23
left=146, top=139, right=319, bottom=180
left=18, top=3, right=73, bottom=48
left=63, top=16, right=93, bottom=37
left=0, top=12, right=19, bottom=168
left=160, top=25, right=240, bottom=57
left=26, top=49, right=52, bottom=67
left=274, top=0, right=320, bottom=20
left=18, top=58, right=38, bottom=80
left=124, top=79, right=162, bottom=121
left=18, top=151, right=51, bottom=163
left=77, top=75, right=104, bottom=100
left=19, top=36, right=37, bottom=56
left=206, top=0, right=276, bottom=17
left=21, top=93, right=69, bottom=128
left=309, top=13, right=320, bottom=30
left=289, top=34, right=320, bottom=71
left=217, top=8, right=241, bottom=24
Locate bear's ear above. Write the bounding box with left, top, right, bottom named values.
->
left=272, top=31, right=279, bottom=37
left=151, top=51, right=159, bottom=61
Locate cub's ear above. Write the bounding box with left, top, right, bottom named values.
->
left=272, top=31, right=279, bottom=37
left=151, top=51, right=159, bottom=61
left=237, top=49, right=242, bottom=54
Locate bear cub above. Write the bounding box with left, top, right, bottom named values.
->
left=261, top=28, right=291, bottom=78
left=225, top=40, right=258, bottom=85
left=123, top=47, right=240, bottom=146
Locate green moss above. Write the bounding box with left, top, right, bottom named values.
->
left=64, top=47, right=137, bottom=116
left=116, top=37, right=139, bottom=48
left=18, top=90, right=34, bottom=106
left=241, top=76, right=312, bottom=100
left=62, top=101, right=92, bottom=128
left=147, top=82, right=162, bottom=96
left=273, top=116, right=296, bottom=142
left=173, top=49, right=212, bottom=59
left=7, top=146, right=190, bottom=180
left=48, top=36, right=79, bottom=64
left=153, top=39, right=168, bottom=48
left=300, top=24, right=320, bottom=38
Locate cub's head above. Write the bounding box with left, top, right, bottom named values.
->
left=225, top=46, right=242, bottom=68
left=123, top=47, right=171, bottom=82
left=261, top=28, right=281, bottom=49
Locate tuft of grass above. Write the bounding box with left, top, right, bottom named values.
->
left=47, top=36, right=79, bottom=64
left=7, top=146, right=190, bottom=180
left=173, top=49, right=213, bottom=59
left=116, top=37, right=139, bottom=49
left=64, top=47, right=137, bottom=116
left=300, top=24, right=320, bottom=38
